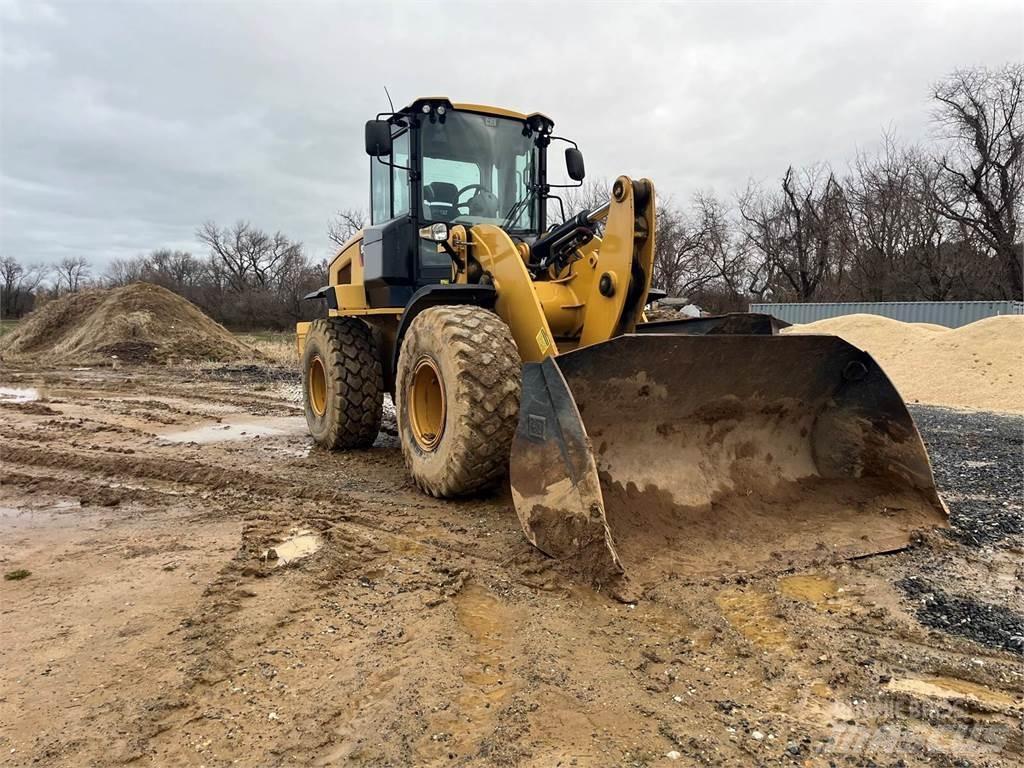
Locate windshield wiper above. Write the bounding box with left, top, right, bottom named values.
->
left=502, top=185, right=536, bottom=231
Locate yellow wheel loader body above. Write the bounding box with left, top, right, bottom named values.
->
left=300, top=97, right=947, bottom=592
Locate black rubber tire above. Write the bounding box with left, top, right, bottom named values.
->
left=396, top=305, right=521, bottom=497
left=302, top=317, right=383, bottom=449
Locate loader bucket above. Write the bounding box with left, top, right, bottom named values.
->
left=510, top=334, right=947, bottom=590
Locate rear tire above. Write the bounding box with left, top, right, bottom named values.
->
left=396, top=305, right=521, bottom=497
left=302, top=317, right=383, bottom=449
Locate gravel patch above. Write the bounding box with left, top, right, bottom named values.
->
left=909, top=405, right=1023, bottom=547
left=898, top=406, right=1024, bottom=655
left=196, top=363, right=301, bottom=384
left=897, top=576, right=1024, bottom=655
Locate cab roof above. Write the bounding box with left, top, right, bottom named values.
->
left=400, top=97, right=553, bottom=129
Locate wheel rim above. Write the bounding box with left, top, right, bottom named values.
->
left=409, top=356, right=445, bottom=451
left=308, top=355, right=327, bottom=417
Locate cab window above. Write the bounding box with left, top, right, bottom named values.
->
left=370, top=129, right=411, bottom=224
left=370, top=156, right=390, bottom=225
left=392, top=130, right=410, bottom=218
left=419, top=111, right=537, bottom=231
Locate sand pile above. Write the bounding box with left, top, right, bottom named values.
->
left=1, top=282, right=258, bottom=364
left=785, top=313, right=1024, bottom=413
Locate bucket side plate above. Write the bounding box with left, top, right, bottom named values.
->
left=510, top=359, right=623, bottom=585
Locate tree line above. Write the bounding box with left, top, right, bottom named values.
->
left=565, top=64, right=1021, bottom=310
left=1, top=224, right=328, bottom=329
left=2, top=64, right=1020, bottom=327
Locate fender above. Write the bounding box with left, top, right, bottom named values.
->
left=391, top=283, right=498, bottom=374
left=303, top=285, right=338, bottom=310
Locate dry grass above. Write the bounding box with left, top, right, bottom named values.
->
left=234, top=331, right=298, bottom=366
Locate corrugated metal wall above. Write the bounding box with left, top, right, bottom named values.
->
left=748, top=301, right=1024, bottom=328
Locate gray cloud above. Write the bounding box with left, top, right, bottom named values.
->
left=1, top=0, right=1021, bottom=268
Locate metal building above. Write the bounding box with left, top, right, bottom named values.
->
left=748, top=301, right=1024, bottom=328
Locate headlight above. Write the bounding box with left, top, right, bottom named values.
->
left=421, top=104, right=431, bottom=114
left=436, top=105, right=446, bottom=116
left=418, top=223, right=450, bottom=242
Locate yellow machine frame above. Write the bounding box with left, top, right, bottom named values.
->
left=298, top=155, right=656, bottom=369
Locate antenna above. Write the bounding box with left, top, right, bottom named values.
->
left=384, top=86, right=395, bottom=113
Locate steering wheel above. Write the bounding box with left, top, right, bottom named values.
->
left=455, top=183, right=487, bottom=209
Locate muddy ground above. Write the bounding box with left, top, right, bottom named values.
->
left=1, top=363, right=1021, bottom=767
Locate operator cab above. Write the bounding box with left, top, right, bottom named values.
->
left=360, top=97, right=584, bottom=308
left=418, top=108, right=536, bottom=230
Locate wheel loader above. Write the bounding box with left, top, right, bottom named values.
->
left=297, top=97, right=946, bottom=592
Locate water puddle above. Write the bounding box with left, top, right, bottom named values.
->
left=779, top=574, right=842, bottom=607
left=715, top=588, right=789, bottom=649
left=886, top=676, right=1020, bottom=709
left=264, top=529, right=323, bottom=566
left=0, top=386, right=40, bottom=403
left=0, top=502, right=92, bottom=539
left=159, top=415, right=307, bottom=444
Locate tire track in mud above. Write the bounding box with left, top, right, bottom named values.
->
left=1, top=370, right=616, bottom=762
left=124, top=504, right=520, bottom=764
left=3, top=442, right=353, bottom=504
left=9, top=364, right=1023, bottom=766
left=3, top=436, right=531, bottom=574
left=5, top=442, right=258, bottom=488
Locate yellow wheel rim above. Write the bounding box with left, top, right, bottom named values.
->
left=409, top=356, right=445, bottom=451
left=308, top=355, right=327, bottom=417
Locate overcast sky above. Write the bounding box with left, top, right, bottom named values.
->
left=1, top=0, right=1022, bottom=269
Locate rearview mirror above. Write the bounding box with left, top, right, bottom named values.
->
left=365, top=120, right=392, bottom=157
left=565, top=147, right=585, bottom=182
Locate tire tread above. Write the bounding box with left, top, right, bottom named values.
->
left=304, top=317, right=382, bottom=449
left=397, top=306, right=521, bottom=497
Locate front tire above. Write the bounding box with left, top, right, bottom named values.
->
left=396, top=305, right=521, bottom=497
left=302, top=317, right=383, bottom=449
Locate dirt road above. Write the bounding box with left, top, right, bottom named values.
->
left=1, top=363, right=1021, bottom=767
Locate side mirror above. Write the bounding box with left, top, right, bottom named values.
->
left=365, top=120, right=392, bottom=157
left=565, top=147, right=586, bottom=181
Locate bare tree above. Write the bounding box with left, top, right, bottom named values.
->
left=197, top=221, right=302, bottom=292
left=328, top=209, right=368, bottom=248
left=902, top=152, right=997, bottom=300
left=739, top=166, right=849, bottom=302
left=105, top=256, right=149, bottom=287
left=273, top=250, right=328, bottom=322
left=550, top=179, right=610, bottom=223
left=147, top=249, right=205, bottom=292
left=53, top=256, right=91, bottom=294
left=693, top=192, right=751, bottom=298
left=844, top=135, right=918, bottom=299
left=737, top=182, right=783, bottom=300
left=650, top=193, right=749, bottom=299
left=651, top=200, right=710, bottom=296
left=1, top=256, right=49, bottom=317
left=930, top=64, right=1024, bottom=297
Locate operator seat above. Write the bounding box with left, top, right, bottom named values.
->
left=424, top=182, right=459, bottom=221
left=468, top=189, right=500, bottom=218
